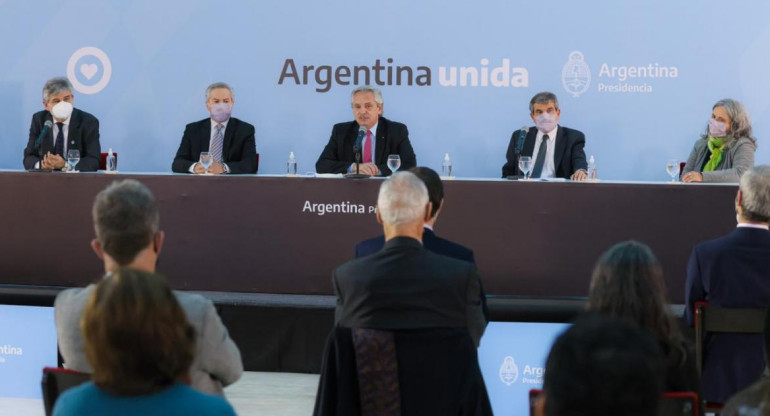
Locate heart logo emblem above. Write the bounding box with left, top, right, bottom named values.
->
left=80, top=63, right=98, bottom=80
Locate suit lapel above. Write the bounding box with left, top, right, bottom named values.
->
left=222, top=118, right=236, bottom=161
left=67, top=109, right=81, bottom=152
left=43, top=112, right=55, bottom=153
left=375, top=117, right=388, bottom=165
left=201, top=119, right=212, bottom=152
left=553, top=126, right=567, bottom=170
left=523, top=128, right=537, bottom=156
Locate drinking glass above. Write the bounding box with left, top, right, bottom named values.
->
left=518, top=156, right=532, bottom=180
left=199, top=152, right=213, bottom=174
left=387, top=155, right=401, bottom=172
left=666, top=159, right=680, bottom=182
left=66, top=149, right=80, bottom=172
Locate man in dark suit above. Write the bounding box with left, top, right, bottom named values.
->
left=355, top=166, right=473, bottom=263
left=316, top=86, right=416, bottom=176
left=23, top=77, right=101, bottom=171
left=333, top=172, right=487, bottom=347
left=502, top=91, right=587, bottom=180
left=684, top=165, right=770, bottom=403
left=172, top=82, right=257, bottom=174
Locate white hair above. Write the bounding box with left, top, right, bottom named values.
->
left=740, top=165, right=770, bottom=222
left=205, top=82, right=234, bottom=101
left=377, top=172, right=428, bottom=226
left=351, top=85, right=384, bottom=107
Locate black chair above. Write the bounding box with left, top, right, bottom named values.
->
left=693, top=301, right=766, bottom=413
left=313, top=326, right=492, bottom=416
left=41, top=366, right=90, bottom=416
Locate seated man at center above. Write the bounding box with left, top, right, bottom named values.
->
left=316, top=86, right=416, bottom=176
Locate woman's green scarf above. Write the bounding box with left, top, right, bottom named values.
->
left=703, top=136, right=725, bottom=172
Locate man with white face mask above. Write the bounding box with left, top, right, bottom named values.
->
left=502, top=91, right=588, bottom=180
left=172, top=82, right=257, bottom=174
left=23, top=77, right=101, bottom=171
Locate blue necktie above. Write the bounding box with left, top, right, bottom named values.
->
left=531, top=134, right=549, bottom=178
left=211, top=124, right=224, bottom=163
left=54, top=122, right=64, bottom=156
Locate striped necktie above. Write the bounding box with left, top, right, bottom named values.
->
left=211, top=123, right=224, bottom=163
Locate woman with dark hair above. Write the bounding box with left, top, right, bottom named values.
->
left=682, top=98, right=756, bottom=183
left=588, top=241, right=700, bottom=396
left=53, top=268, right=236, bottom=416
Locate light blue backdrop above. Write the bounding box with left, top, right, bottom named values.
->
left=1, top=0, right=769, bottom=179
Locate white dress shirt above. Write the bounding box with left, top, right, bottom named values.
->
left=35, top=114, right=71, bottom=169
left=737, top=223, right=770, bottom=230
left=348, top=121, right=378, bottom=172
left=531, top=125, right=557, bottom=179
left=190, top=118, right=230, bottom=173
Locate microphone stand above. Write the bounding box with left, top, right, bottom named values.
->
left=344, top=145, right=370, bottom=179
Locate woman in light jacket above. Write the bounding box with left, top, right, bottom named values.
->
left=682, top=98, right=756, bottom=183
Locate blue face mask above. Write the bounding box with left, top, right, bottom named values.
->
left=534, top=113, right=557, bottom=133
left=708, top=118, right=727, bottom=138
left=210, top=103, right=232, bottom=123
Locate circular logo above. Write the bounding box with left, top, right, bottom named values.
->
left=562, top=51, right=591, bottom=98
left=66, top=47, right=112, bottom=95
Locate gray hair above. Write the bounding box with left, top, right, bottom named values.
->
left=703, top=98, right=755, bottom=144
left=42, top=77, right=73, bottom=103
left=93, top=180, right=160, bottom=265
left=529, top=91, right=560, bottom=114
left=739, top=165, right=770, bottom=223
left=377, top=172, right=429, bottom=226
left=351, top=85, right=384, bottom=107
left=205, top=82, right=234, bottom=101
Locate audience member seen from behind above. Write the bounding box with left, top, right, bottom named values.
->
left=588, top=241, right=700, bottom=396
left=684, top=165, right=770, bottom=403
left=682, top=98, right=756, bottom=183
left=53, top=268, right=236, bottom=416
left=533, top=313, right=665, bottom=416
left=54, top=179, right=242, bottom=396
left=722, top=308, right=770, bottom=416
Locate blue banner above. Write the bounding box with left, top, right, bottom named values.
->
left=1, top=0, right=768, bottom=179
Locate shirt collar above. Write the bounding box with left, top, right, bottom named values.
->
left=211, top=118, right=230, bottom=130
left=737, top=223, right=770, bottom=231
left=537, top=125, right=558, bottom=140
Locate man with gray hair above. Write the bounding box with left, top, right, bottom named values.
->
left=502, top=91, right=588, bottom=180
left=173, top=82, right=257, bottom=174
left=684, top=165, right=770, bottom=403
left=316, top=85, right=416, bottom=176
left=332, top=172, right=487, bottom=346
left=23, top=76, right=101, bottom=171
left=54, top=179, right=243, bottom=396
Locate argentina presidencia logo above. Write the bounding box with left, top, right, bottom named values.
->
left=562, top=51, right=591, bottom=98
left=499, top=356, right=519, bottom=386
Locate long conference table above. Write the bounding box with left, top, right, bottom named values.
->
left=1, top=170, right=737, bottom=304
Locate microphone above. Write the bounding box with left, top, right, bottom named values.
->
left=354, top=126, right=366, bottom=174
left=514, top=126, right=528, bottom=156
left=36, top=120, right=53, bottom=151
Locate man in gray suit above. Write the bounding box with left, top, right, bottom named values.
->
left=54, top=179, right=243, bottom=396
left=333, top=171, right=487, bottom=346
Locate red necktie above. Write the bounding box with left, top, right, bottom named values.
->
left=363, top=130, right=372, bottom=163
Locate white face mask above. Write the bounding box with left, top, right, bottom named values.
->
left=51, top=101, right=73, bottom=120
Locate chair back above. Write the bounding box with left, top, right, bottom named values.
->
left=99, top=152, right=118, bottom=170
left=660, top=392, right=699, bottom=416
left=313, top=326, right=492, bottom=416
left=41, top=366, right=90, bottom=416
left=693, top=301, right=766, bottom=375
left=528, top=389, right=698, bottom=416
left=255, top=153, right=260, bottom=173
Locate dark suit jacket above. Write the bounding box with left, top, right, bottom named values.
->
left=355, top=227, right=475, bottom=264
left=172, top=117, right=257, bottom=174
left=315, top=116, right=416, bottom=175
left=23, top=108, right=101, bottom=171
left=501, top=125, right=587, bottom=178
left=334, top=237, right=487, bottom=346
left=684, top=226, right=770, bottom=403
